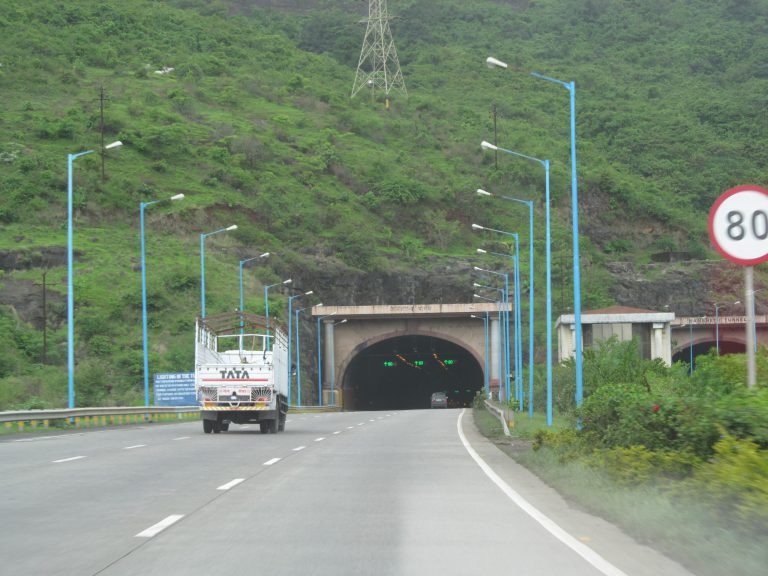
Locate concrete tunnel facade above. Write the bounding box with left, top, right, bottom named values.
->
left=313, top=304, right=508, bottom=411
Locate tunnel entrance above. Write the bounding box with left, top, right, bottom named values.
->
left=672, top=340, right=746, bottom=369
left=342, top=335, right=483, bottom=411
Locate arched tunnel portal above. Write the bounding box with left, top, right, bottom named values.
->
left=671, top=339, right=746, bottom=369
left=341, top=335, right=484, bottom=411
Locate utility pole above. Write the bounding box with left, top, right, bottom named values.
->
left=99, top=86, right=107, bottom=181
left=492, top=104, right=498, bottom=170
left=351, top=0, right=407, bottom=100
left=41, top=268, right=47, bottom=363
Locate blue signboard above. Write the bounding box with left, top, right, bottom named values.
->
left=154, top=372, right=196, bottom=406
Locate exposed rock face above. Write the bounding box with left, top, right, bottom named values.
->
left=0, top=247, right=71, bottom=330
left=606, top=260, right=750, bottom=316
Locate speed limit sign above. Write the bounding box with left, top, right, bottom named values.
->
left=709, top=185, right=768, bottom=266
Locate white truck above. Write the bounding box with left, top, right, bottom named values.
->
left=195, top=312, right=288, bottom=434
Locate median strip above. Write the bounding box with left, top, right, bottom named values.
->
left=135, top=514, right=184, bottom=538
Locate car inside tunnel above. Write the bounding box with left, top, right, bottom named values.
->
left=342, top=335, right=483, bottom=411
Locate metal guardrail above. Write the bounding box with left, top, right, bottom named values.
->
left=0, top=406, right=199, bottom=425
left=483, top=399, right=511, bottom=437
left=0, top=404, right=340, bottom=428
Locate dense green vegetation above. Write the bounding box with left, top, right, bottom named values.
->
left=1, top=0, right=767, bottom=407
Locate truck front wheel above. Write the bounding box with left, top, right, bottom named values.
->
left=203, top=420, right=213, bottom=434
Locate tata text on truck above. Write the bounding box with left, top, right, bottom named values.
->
left=195, top=312, right=288, bottom=434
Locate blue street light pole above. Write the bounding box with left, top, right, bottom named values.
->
left=478, top=188, right=535, bottom=418
left=239, top=253, right=270, bottom=318
left=296, top=303, right=322, bottom=407
left=479, top=144, right=553, bottom=425
left=67, top=141, right=122, bottom=409
left=487, top=56, right=583, bottom=408
left=140, top=193, right=184, bottom=407
left=474, top=226, right=523, bottom=408
left=471, top=313, right=490, bottom=398
left=473, top=293, right=504, bottom=401
left=200, top=225, right=237, bottom=319
left=264, top=278, right=292, bottom=351
left=287, top=290, right=313, bottom=405
left=316, top=311, right=337, bottom=406
left=474, top=265, right=514, bottom=402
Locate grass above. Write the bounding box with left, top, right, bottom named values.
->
left=472, top=403, right=768, bottom=576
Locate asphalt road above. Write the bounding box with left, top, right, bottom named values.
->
left=0, top=409, right=697, bottom=576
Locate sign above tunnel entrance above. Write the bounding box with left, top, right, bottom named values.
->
left=311, top=303, right=507, bottom=318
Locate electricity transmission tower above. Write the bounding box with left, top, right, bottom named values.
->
left=351, top=0, right=407, bottom=99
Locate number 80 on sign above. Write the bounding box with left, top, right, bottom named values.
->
left=709, top=185, right=768, bottom=266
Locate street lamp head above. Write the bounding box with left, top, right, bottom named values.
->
left=104, top=140, right=123, bottom=150
left=480, top=141, right=498, bottom=151
left=474, top=266, right=483, bottom=271
left=476, top=189, right=492, bottom=197
left=226, top=225, right=238, bottom=231
left=259, top=252, right=270, bottom=258
left=473, top=282, right=483, bottom=288
left=283, top=278, right=292, bottom=285
left=486, top=56, right=508, bottom=69
left=315, top=303, right=324, bottom=308
left=304, top=290, right=314, bottom=296
left=476, top=248, right=487, bottom=254
left=336, top=319, right=348, bottom=325
left=471, top=223, right=484, bottom=231
left=170, top=193, right=185, bottom=201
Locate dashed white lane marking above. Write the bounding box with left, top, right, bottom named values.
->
left=346, top=426, right=355, bottom=430
left=15, top=433, right=85, bottom=442
left=357, top=422, right=365, bottom=426
left=124, top=444, right=146, bottom=450
left=217, top=478, right=245, bottom=491
left=315, top=437, right=325, bottom=442
left=263, top=458, right=281, bottom=466
left=293, top=446, right=306, bottom=452
left=52, top=456, right=86, bottom=463
left=369, top=419, right=376, bottom=422
left=333, top=431, right=341, bottom=435
left=173, top=436, right=190, bottom=441
left=456, top=410, right=629, bottom=576
left=136, top=515, right=184, bottom=538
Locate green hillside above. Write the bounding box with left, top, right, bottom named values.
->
left=1, top=0, right=766, bottom=408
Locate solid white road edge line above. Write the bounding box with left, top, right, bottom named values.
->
left=217, top=478, right=245, bottom=491
left=293, top=446, right=306, bottom=451
left=263, top=457, right=281, bottom=466
left=52, top=456, right=86, bottom=463
left=456, top=409, right=630, bottom=576
left=173, top=437, right=190, bottom=441
left=135, top=515, right=185, bottom=538
left=124, top=444, right=146, bottom=450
